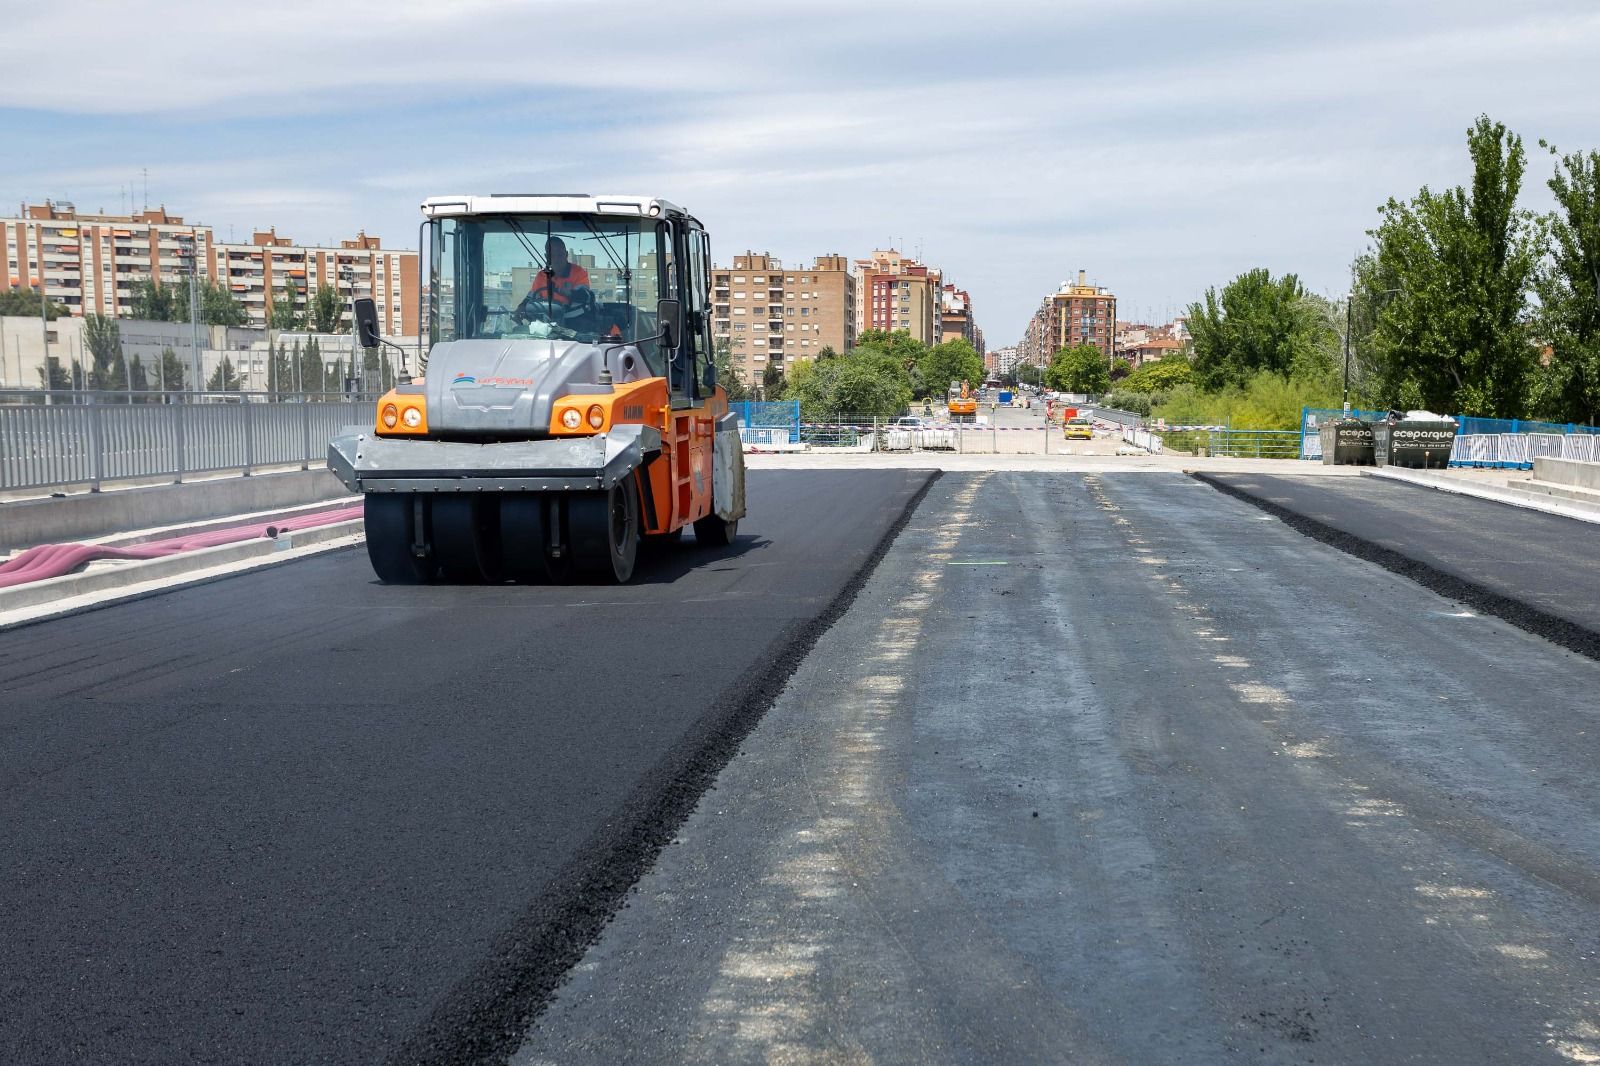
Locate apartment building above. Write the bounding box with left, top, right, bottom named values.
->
left=853, top=249, right=941, bottom=345
left=710, top=252, right=856, bottom=382
left=215, top=227, right=418, bottom=337
left=1021, top=270, right=1117, bottom=363
left=2, top=201, right=418, bottom=335
left=939, top=283, right=976, bottom=348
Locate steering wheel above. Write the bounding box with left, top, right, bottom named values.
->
left=513, top=286, right=595, bottom=325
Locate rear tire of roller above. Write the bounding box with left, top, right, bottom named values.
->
left=693, top=514, right=738, bottom=547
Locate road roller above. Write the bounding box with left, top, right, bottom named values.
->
left=328, top=194, right=746, bottom=584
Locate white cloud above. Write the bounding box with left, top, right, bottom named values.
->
left=3, top=0, right=1598, bottom=339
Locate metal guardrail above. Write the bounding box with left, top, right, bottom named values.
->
left=1162, top=428, right=1300, bottom=458
left=0, top=390, right=377, bottom=492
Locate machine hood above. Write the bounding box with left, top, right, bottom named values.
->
left=423, top=338, right=651, bottom=434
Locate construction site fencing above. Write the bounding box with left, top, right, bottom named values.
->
left=1301, top=407, right=1600, bottom=463
left=0, top=390, right=376, bottom=492
left=766, top=416, right=1126, bottom=455
left=1120, top=426, right=1164, bottom=454
left=1449, top=431, right=1600, bottom=469
left=731, top=400, right=801, bottom=447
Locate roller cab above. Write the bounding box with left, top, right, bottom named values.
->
left=329, top=194, right=745, bottom=584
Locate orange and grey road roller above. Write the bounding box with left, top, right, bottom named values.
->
left=328, top=194, right=746, bottom=584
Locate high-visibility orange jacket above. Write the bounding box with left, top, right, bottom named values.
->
left=528, top=263, right=590, bottom=305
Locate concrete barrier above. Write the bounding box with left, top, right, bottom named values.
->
left=1534, top=456, right=1600, bottom=491
left=0, top=468, right=351, bottom=551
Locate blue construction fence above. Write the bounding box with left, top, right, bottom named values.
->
left=730, top=400, right=801, bottom=445
left=1299, top=407, right=1600, bottom=465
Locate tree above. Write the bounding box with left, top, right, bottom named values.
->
left=128, top=354, right=150, bottom=395
left=309, top=284, right=345, bottom=333
left=1186, top=269, right=1336, bottom=391
left=196, top=279, right=247, bottom=327
left=1531, top=140, right=1600, bottom=426
left=268, top=283, right=303, bottom=331
left=1013, top=362, right=1044, bottom=388
left=815, top=346, right=839, bottom=361
left=854, top=329, right=930, bottom=393
left=917, top=338, right=985, bottom=400
left=1110, top=356, right=1133, bottom=382
left=129, top=278, right=183, bottom=322
left=294, top=338, right=322, bottom=396
left=785, top=349, right=913, bottom=420
left=761, top=363, right=785, bottom=400
left=207, top=355, right=241, bottom=391
left=0, top=288, right=67, bottom=320
left=84, top=313, right=128, bottom=392
left=269, top=341, right=294, bottom=398
left=1045, top=344, right=1110, bottom=394
left=711, top=338, right=750, bottom=402
left=1121, top=355, right=1196, bottom=393
left=1359, top=115, right=1540, bottom=416
left=158, top=347, right=187, bottom=391
left=37, top=357, right=71, bottom=390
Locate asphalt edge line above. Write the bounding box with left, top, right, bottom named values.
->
left=1192, top=471, right=1600, bottom=664
left=390, top=470, right=945, bottom=1066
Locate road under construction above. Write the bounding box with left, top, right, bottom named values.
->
left=3, top=465, right=1600, bottom=1065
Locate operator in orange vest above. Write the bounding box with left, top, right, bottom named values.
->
left=520, top=236, right=590, bottom=312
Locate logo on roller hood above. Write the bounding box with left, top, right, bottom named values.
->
left=453, top=373, right=534, bottom=387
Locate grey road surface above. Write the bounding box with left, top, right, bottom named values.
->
left=0, top=470, right=931, bottom=1066
left=520, top=472, right=1600, bottom=1065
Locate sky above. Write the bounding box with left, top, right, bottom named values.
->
left=3, top=0, right=1597, bottom=345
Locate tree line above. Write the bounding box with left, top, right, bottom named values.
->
left=715, top=330, right=985, bottom=420
left=1113, top=115, right=1600, bottom=429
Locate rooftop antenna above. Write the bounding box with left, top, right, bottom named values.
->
left=142, top=168, right=148, bottom=212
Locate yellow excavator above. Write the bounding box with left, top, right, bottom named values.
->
left=329, top=194, right=746, bottom=584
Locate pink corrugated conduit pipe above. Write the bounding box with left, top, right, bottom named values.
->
left=0, top=505, right=365, bottom=589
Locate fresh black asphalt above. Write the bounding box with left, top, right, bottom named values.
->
left=0, top=469, right=933, bottom=1066
left=1198, top=472, right=1600, bottom=658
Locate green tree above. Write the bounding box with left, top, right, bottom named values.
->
left=711, top=338, right=750, bottom=402
left=815, top=346, right=839, bottom=361
left=1013, top=362, right=1044, bottom=388
left=761, top=363, right=785, bottom=401
left=1186, top=269, right=1336, bottom=391
left=158, top=346, right=187, bottom=391
left=84, top=313, right=128, bottom=392
left=1360, top=115, right=1540, bottom=416
left=129, top=278, right=183, bottom=321
left=195, top=279, right=247, bottom=327
left=207, top=354, right=241, bottom=391
left=785, top=349, right=913, bottom=420
left=1530, top=140, right=1600, bottom=425
left=268, top=340, right=294, bottom=398
left=1121, top=355, right=1196, bottom=393
left=854, top=329, right=931, bottom=393
left=268, top=283, right=303, bottom=331
left=128, top=354, right=150, bottom=395
left=1045, top=343, right=1110, bottom=394
left=37, top=357, right=72, bottom=390
left=917, top=338, right=985, bottom=400
left=0, top=288, right=67, bottom=319
left=308, top=284, right=345, bottom=333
